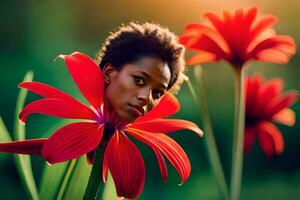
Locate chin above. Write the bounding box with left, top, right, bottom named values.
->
left=117, top=112, right=136, bottom=123
left=125, top=115, right=138, bottom=123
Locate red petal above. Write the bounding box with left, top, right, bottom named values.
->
left=186, top=52, right=218, bottom=65
left=254, top=78, right=284, bottom=118
left=183, top=23, right=230, bottom=54
left=267, top=90, right=298, bottom=116
left=256, top=49, right=293, bottom=64
left=221, top=10, right=235, bottom=52
left=229, top=9, right=245, bottom=54
left=58, top=52, right=105, bottom=110
left=257, top=122, right=284, bottom=158
left=248, top=15, right=277, bottom=46
left=243, top=127, right=256, bottom=154
left=136, top=92, right=179, bottom=122
left=103, top=130, right=145, bottom=199
left=243, top=7, right=258, bottom=30
left=42, top=122, right=104, bottom=164
left=18, top=82, right=98, bottom=123
left=204, top=11, right=226, bottom=39
left=227, top=7, right=258, bottom=60
left=0, top=138, right=47, bottom=155
left=86, top=150, right=94, bottom=166
left=19, top=98, right=98, bottom=123
left=246, top=74, right=264, bottom=113
left=249, top=35, right=296, bottom=63
left=179, top=31, right=197, bottom=46
left=129, top=119, right=203, bottom=137
left=19, top=81, right=80, bottom=103
left=127, top=128, right=191, bottom=184
left=153, top=147, right=168, bottom=182
left=272, top=108, right=296, bottom=126
left=260, top=78, right=284, bottom=101
left=19, top=81, right=92, bottom=110
left=188, top=34, right=230, bottom=60
left=248, top=14, right=277, bottom=48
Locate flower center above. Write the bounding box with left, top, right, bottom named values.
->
left=103, top=123, right=116, bottom=142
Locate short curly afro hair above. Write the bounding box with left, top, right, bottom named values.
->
left=95, top=22, right=187, bottom=93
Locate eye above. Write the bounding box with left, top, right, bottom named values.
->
left=152, top=89, right=165, bottom=100
left=133, top=76, right=145, bottom=86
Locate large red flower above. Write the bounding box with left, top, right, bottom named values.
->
left=244, top=74, right=298, bottom=158
left=179, top=7, right=296, bottom=67
left=0, top=52, right=203, bottom=199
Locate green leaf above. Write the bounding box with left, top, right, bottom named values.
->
left=0, top=117, right=12, bottom=142
left=13, top=71, right=39, bottom=200
left=60, top=157, right=91, bottom=200
left=102, top=172, right=117, bottom=200
left=39, top=162, right=69, bottom=200
left=0, top=117, right=12, bottom=161
left=14, top=70, right=34, bottom=140
left=56, top=160, right=77, bottom=200
left=39, top=120, right=70, bottom=200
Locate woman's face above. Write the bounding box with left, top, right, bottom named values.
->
left=103, top=57, right=171, bottom=123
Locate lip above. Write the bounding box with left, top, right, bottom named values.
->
left=129, top=104, right=145, bottom=117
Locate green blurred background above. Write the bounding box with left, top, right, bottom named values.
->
left=0, top=0, right=299, bottom=199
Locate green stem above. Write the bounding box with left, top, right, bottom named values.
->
left=83, top=125, right=114, bottom=200
left=82, top=143, right=106, bottom=200
left=230, top=67, right=245, bottom=200
left=187, top=67, right=229, bottom=200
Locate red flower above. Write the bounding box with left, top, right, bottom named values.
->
left=179, top=7, right=296, bottom=67
left=244, top=74, right=298, bottom=158
left=0, top=52, right=202, bottom=199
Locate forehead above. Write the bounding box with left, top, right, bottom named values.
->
left=122, top=57, right=171, bottom=87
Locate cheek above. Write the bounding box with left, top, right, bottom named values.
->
left=106, top=77, right=131, bottom=109
left=106, top=84, right=122, bottom=110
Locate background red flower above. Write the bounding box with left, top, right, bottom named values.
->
left=179, top=7, right=296, bottom=67
left=244, top=74, right=298, bottom=158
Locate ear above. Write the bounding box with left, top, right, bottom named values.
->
left=102, top=63, right=117, bottom=84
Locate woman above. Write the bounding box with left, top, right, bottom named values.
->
left=0, top=22, right=202, bottom=199
left=97, top=22, right=186, bottom=122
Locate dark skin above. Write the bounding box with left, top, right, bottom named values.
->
left=103, top=56, right=171, bottom=123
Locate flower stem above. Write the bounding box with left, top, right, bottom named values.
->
left=82, top=142, right=106, bottom=200
left=230, top=67, right=245, bottom=200
left=83, top=125, right=114, bottom=200
left=187, top=67, right=229, bottom=200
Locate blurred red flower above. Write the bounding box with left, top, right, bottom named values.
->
left=244, top=74, right=298, bottom=158
left=0, top=52, right=202, bottom=199
left=179, top=7, right=296, bottom=67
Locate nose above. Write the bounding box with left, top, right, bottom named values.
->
left=137, top=87, right=152, bottom=106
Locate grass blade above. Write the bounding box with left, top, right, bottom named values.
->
left=0, top=117, right=12, bottom=162
left=39, top=120, right=70, bottom=200
left=13, top=71, right=39, bottom=200
left=0, top=117, right=12, bottom=142
left=61, top=157, right=91, bottom=200
left=56, top=160, right=77, bottom=200
left=102, top=172, right=117, bottom=200
left=39, top=162, right=69, bottom=200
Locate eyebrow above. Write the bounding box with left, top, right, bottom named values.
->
left=137, top=70, right=168, bottom=90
